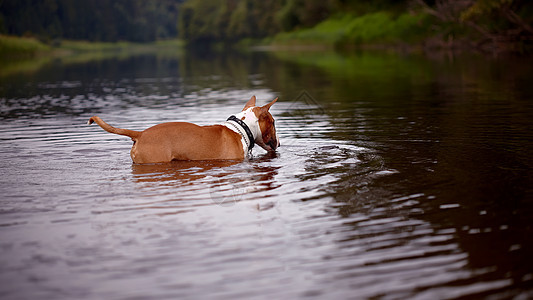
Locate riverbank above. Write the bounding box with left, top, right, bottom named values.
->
left=265, top=11, right=532, bottom=54
left=0, top=35, right=52, bottom=59
left=0, top=35, right=185, bottom=59
left=0, top=36, right=184, bottom=77
left=268, top=12, right=431, bottom=50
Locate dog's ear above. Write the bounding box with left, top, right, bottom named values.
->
left=242, top=95, right=256, bottom=111
left=260, top=97, right=278, bottom=114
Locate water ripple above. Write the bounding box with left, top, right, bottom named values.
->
left=1, top=55, right=531, bottom=299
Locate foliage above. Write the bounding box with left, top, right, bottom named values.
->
left=0, top=34, right=50, bottom=59
left=272, top=12, right=432, bottom=47
left=461, top=0, right=513, bottom=21
left=0, top=35, right=184, bottom=77
left=0, top=0, right=182, bottom=43
left=1, top=0, right=530, bottom=51
left=414, top=0, right=533, bottom=50
left=344, top=12, right=429, bottom=45
left=177, top=0, right=531, bottom=51
left=178, top=0, right=340, bottom=43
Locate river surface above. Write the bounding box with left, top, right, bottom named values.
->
left=0, top=49, right=532, bottom=299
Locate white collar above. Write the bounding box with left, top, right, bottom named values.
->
left=224, top=118, right=252, bottom=155
left=223, top=108, right=261, bottom=156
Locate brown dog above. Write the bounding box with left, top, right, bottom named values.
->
left=88, top=96, right=279, bottom=163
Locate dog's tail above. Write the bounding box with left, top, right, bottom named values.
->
left=87, top=116, right=141, bottom=140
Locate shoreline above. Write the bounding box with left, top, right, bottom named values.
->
left=1, top=30, right=530, bottom=78
left=0, top=36, right=184, bottom=77
left=0, top=35, right=185, bottom=60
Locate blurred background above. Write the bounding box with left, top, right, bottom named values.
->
left=1, top=1, right=533, bottom=299
left=1, top=0, right=532, bottom=55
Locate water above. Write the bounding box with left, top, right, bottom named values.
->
left=1, top=50, right=532, bottom=299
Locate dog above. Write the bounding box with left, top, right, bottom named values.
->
left=87, top=96, right=279, bottom=163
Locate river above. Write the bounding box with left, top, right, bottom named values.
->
left=1, top=49, right=532, bottom=299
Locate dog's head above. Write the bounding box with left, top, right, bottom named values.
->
left=242, top=96, right=279, bottom=152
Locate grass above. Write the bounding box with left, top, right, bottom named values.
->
left=0, top=35, right=185, bottom=58
left=0, top=35, right=51, bottom=59
left=60, top=39, right=185, bottom=53
left=271, top=12, right=432, bottom=48
left=0, top=35, right=184, bottom=77
left=59, top=40, right=132, bottom=52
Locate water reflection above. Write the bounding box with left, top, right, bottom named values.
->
left=267, top=50, right=533, bottom=296
left=130, top=153, right=281, bottom=207
left=0, top=48, right=532, bottom=298
left=132, top=160, right=241, bottom=184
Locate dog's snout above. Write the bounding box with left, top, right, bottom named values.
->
left=267, top=138, right=278, bottom=151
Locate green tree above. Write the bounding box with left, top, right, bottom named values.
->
left=415, top=0, right=533, bottom=49
left=178, top=0, right=339, bottom=43
left=0, top=0, right=182, bottom=43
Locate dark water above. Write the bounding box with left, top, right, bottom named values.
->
left=1, top=49, right=532, bottom=299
